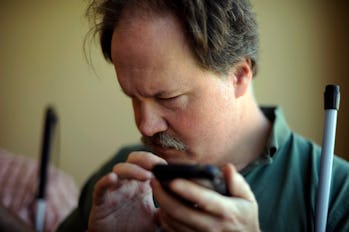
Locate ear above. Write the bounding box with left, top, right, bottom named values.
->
left=230, top=58, right=253, bottom=98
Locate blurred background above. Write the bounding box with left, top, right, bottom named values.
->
left=0, top=0, right=348, bottom=187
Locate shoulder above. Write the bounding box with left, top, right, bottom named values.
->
left=288, top=133, right=349, bottom=231
left=283, top=132, right=349, bottom=183
left=287, top=132, right=349, bottom=176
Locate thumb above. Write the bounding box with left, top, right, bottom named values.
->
left=224, top=164, right=256, bottom=202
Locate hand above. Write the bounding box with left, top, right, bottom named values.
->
left=152, top=164, right=260, bottom=232
left=87, top=151, right=167, bottom=232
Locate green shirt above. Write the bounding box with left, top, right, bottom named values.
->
left=57, top=107, right=349, bottom=231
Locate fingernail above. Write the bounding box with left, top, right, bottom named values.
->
left=146, top=170, right=154, bottom=179
left=109, top=172, right=117, bottom=181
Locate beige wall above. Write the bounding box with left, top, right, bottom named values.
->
left=0, top=1, right=348, bottom=187
left=253, top=1, right=349, bottom=160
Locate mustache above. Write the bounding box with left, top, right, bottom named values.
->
left=141, top=132, right=187, bottom=151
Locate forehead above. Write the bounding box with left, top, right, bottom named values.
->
left=110, top=12, right=205, bottom=95
left=111, top=12, right=192, bottom=67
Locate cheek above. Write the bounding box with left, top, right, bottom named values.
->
left=167, top=92, right=234, bottom=146
left=168, top=105, right=215, bottom=142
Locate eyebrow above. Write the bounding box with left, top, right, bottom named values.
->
left=119, top=86, right=170, bottom=99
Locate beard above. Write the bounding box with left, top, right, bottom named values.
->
left=141, top=132, right=187, bottom=151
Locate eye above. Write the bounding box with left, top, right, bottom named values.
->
left=157, top=95, right=183, bottom=109
left=158, top=95, right=179, bottom=103
left=158, top=95, right=179, bottom=101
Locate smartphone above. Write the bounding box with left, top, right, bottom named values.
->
left=152, top=163, right=228, bottom=196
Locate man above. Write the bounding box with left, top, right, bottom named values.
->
left=58, top=0, right=349, bottom=231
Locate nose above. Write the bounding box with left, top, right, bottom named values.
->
left=133, top=99, right=167, bottom=137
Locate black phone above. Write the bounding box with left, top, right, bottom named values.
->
left=152, top=163, right=228, bottom=196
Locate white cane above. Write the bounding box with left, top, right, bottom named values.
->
left=36, top=106, right=58, bottom=232
left=315, top=85, right=340, bottom=232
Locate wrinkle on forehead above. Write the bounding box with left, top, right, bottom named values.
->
left=111, top=12, right=195, bottom=71
left=110, top=6, right=216, bottom=101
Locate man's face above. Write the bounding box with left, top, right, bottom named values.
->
left=111, top=13, right=243, bottom=165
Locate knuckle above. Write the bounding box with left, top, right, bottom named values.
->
left=112, top=162, right=125, bottom=173
left=127, top=151, right=142, bottom=161
left=127, top=151, right=152, bottom=161
left=127, top=152, right=150, bottom=166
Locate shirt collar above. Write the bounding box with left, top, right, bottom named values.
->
left=262, top=106, right=292, bottom=158
left=240, top=106, right=292, bottom=175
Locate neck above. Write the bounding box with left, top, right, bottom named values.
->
left=232, top=91, right=272, bottom=171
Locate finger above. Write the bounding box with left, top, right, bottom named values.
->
left=113, top=162, right=153, bottom=180
left=113, top=151, right=167, bottom=180
left=152, top=178, right=214, bottom=231
left=159, top=178, right=258, bottom=232
left=92, top=173, right=118, bottom=205
left=169, top=178, right=229, bottom=217
left=224, top=164, right=256, bottom=202
left=127, top=151, right=167, bottom=170
left=153, top=178, right=189, bottom=232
